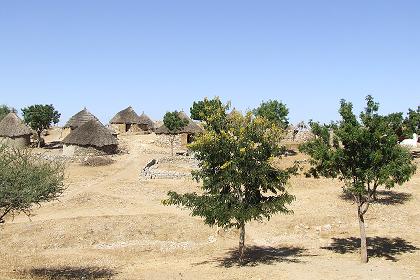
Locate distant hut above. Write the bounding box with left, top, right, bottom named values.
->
left=155, top=111, right=203, bottom=147
left=0, top=112, right=33, bottom=148
left=110, top=106, right=142, bottom=134
left=62, top=108, right=99, bottom=138
left=138, top=112, right=155, bottom=133
left=62, top=120, right=118, bottom=156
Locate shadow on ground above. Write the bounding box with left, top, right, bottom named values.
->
left=322, top=237, right=418, bottom=262
left=340, top=190, right=412, bottom=205
left=43, top=141, right=63, bottom=150
left=22, top=266, right=117, bottom=280
left=412, top=151, right=420, bottom=158
left=195, top=245, right=309, bottom=267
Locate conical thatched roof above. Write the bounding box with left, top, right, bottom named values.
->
left=0, top=112, right=33, bottom=137
left=156, top=111, right=203, bottom=135
left=63, top=120, right=118, bottom=147
left=138, top=112, right=155, bottom=130
left=65, top=108, right=99, bottom=129
left=110, top=106, right=141, bottom=124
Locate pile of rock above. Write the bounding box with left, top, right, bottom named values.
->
left=141, top=156, right=198, bottom=179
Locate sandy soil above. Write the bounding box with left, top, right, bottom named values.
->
left=0, top=131, right=419, bottom=280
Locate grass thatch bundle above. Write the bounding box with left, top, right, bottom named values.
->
left=0, top=112, right=33, bottom=137
left=65, top=108, right=99, bottom=129
left=110, top=106, right=141, bottom=124
left=63, top=120, right=118, bottom=148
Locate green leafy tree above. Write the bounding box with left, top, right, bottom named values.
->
left=191, top=97, right=229, bottom=132
left=0, top=145, right=65, bottom=224
left=253, top=99, right=289, bottom=129
left=190, top=97, right=225, bottom=121
left=403, top=106, right=420, bottom=137
left=164, top=98, right=297, bottom=264
left=300, top=96, right=416, bottom=263
left=21, top=104, right=60, bottom=147
left=384, top=112, right=404, bottom=140
left=163, top=111, right=189, bottom=156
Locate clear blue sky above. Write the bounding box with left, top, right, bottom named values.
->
left=0, top=1, right=419, bottom=125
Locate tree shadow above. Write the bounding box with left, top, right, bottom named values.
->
left=339, top=190, right=412, bottom=205
left=209, top=246, right=308, bottom=267
left=412, top=150, right=420, bottom=159
left=43, top=141, right=63, bottom=150
left=23, top=266, right=117, bottom=280
left=321, top=237, right=418, bottom=262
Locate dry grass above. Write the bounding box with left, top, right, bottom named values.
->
left=0, top=132, right=419, bottom=280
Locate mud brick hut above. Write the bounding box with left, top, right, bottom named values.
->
left=155, top=111, right=203, bottom=148
left=62, top=108, right=99, bottom=138
left=62, top=120, right=118, bottom=156
left=0, top=112, right=33, bottom=148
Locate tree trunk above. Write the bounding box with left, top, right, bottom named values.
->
left=238, top=223, right=246, bottom=264
left=358, top=206, right=368, bottom=263
left=37, top=131, right=42, bottom=148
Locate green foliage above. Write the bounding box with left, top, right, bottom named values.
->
left=0, top=145, right=65, bottom=223
left=253, top=100, right=289, bottom=129
left=190, top=97, right=230, bottom=132
left=163, top=111, right=189, bottom=134
left=164, top=98, right=297, bottom=230
left=190, top=97, right=227, bottom=122
left=300, top=95, right=416, bottom=197
left=21, top=104, right=60, bottom=147
left=403, top=106, right=420, bottom=136
left=300, top=95, right=416, bottom=262
left=384, top=112, right=404, bottom=139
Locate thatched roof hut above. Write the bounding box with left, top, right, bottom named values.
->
left=155, top=111, right=203, bottom=135
left=110, top=106, right=141, bottom=124
left=62, top=120, right=118, bottom=156
left=138, top=112, right=155, bottom=131
left=65, top=108, right=99, bottom=129
left=0, top=112, right=33, bottom=148
left=110, top=106, right=146, bottom=133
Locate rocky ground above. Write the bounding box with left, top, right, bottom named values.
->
left=0, top=131, right=419, bottom=280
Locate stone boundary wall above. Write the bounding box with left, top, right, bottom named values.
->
left=141, top=156, right=199, bottom=180
left=154, top=134, right=183, bottom=149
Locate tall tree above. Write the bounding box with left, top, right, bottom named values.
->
left=0, top=145, right=65, bottom=224
left=300, top=96, right=416, bottom=263
left=163, top=111, right=189, bottom=156
left=403, top=106, right=420, bottom=137
left=21, top=104, right=60, bottom=147
left=253, top=99, right=289, bottom=129
left=164, top=98, right=297, bottom=264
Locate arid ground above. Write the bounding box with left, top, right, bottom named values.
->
left=1, top=130, right=419, bottom=280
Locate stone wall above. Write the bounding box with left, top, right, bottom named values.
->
left=155, top=134, right=182, bottom=149
left=63, top=144, right=118, bottom=157
left=0, top=135, right=31, bottom=148
left=155, top=134, right=188, bottom=149
left=141, top=156, right=198, bottom=180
